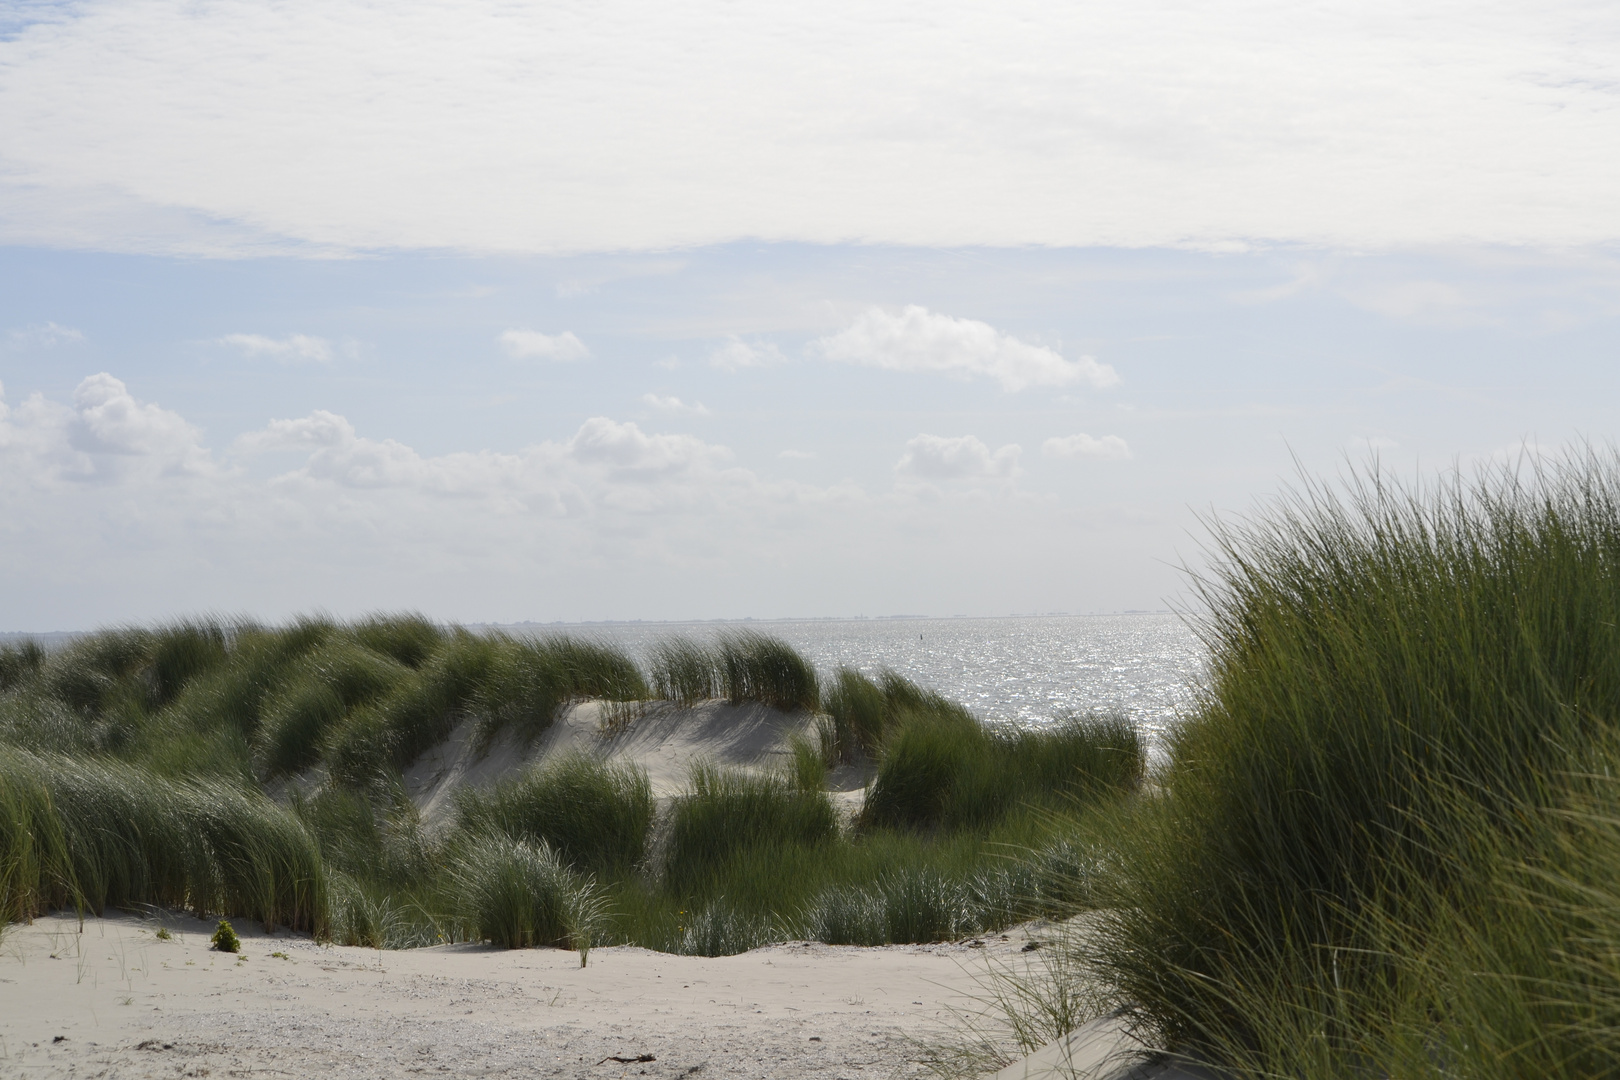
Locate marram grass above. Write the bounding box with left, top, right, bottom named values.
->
left=1067, top=449, right=1620, bottom=1078
left=0, top=609, right=1146, bottom=967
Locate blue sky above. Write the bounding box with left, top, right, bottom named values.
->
left=1, top=2, right=1618, bottom=629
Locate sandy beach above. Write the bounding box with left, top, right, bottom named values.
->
left=0, top=911, right=1065, bottom=1080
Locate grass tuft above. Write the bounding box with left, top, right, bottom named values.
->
left=453, top=754, right=653, bottom=876
left=451, top=834, right=605, bottom=951
left=664, top=764, right=839, bottom=892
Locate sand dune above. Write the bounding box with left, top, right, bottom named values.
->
left=404, top=700, right=870, bottom=826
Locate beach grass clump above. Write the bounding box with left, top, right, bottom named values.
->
left=349, top=613, right=443, bottom=669
left=327, top=631, right=499, bottom=782
left=821, top=667, right=971, bottom=761
left=861, top=713, right=1143, bottom=833
left=326, top=872, right=446, bottom=949
left=254, top=643, right=410, bottom=778
left=453, top=754, right=653, bottom=876
left=472, top=635, right=648, bottom=747
left=663, top=764, right=839, bottom=891
left=0, top=748, right=324, bottom=931
left=291, top=781, right=433, bottom=890
left=649, top=633, right=818, bottom=711
left=715, top=632, right=819, bottom=711
left=0, top=639, right=45, bottom=692
left=1085, top=450, right=1620, bottom=1071
left=802, top=868, right=975, bottom=945
left=676, top=899, right=778, bottom=956
left=648, top=638, right=718, bottom=706
left=451, top=834, right=605, bottom=951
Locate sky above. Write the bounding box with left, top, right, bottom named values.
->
left=1, top=1, right=1618, bottom=630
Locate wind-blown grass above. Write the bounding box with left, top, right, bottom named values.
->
left=648, top=638, right=717, bottom=706
left=0, top=748, right=324, bottom=931
left=821, top=667, right=970, bottom=761
left=862, top=711, right=1143, bottom=832
left=472, top=635, right=649, bottom=748
left=649, top=632, right=818, bottom=710
left=0, top=610, right=1141, bottom=965
left=453, top=754, right=653, bottom=876
left=451, top=835, right=606, bottom=952
left=664, top=764, right=839, bottom=892
left=1079, top=449, right=1620, bottom=1076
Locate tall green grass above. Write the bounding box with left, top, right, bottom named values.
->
left=862, top=711, right=1142, bottom=832
left=821, top=666, right=969, bottom=760
left=472, top=635, right=649, bottom=748
left=453, top=754, right=653, bottom=875
left=649, top=633, right=819, bottom=710
left=664, top=764, right=839, bottom=892
left=1081, top=450, right=1620, bottom=1075
left=0, top=748, right=324, bottom=931
left=0, top=610, right=1144, bottom=966
left=451, top=835, right=605, bottom=951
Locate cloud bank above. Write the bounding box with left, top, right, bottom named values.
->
left=1, top=1, right=1616, bottom=255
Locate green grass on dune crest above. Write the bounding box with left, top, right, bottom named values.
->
left=0, top=616, right=1140, bottom=957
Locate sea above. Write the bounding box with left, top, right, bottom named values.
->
left=525, top=613, right=1207, bottom=749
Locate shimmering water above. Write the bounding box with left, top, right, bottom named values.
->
left=525, top=614, right=1206, bottom=746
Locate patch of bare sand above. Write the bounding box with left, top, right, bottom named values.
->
left=0, top=911, right=1059, bottom=1079
left=404, top=700, right=872, bottom=827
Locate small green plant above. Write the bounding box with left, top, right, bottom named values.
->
left=210, top=919, right=240, bottom=953
left=153, top=926, right=172, bottom=941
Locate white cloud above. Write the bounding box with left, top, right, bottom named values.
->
left=896, top=434, right=1021, bottom=481
left=499, top=329, right=590, bottom=362
left=0, top=373, right=214, bottom=483
left=1042, top=433, right=1132, bottom=461
left=709, top=337, right=788, bottom=371
left=5, top=2, right=1617, bottom=255
left=640, top=393, right=710, bottom=416
left=814, top=306, right=1119, bottom=393
left=217, top=333, right=333, bottom=363
left=0, top=370, right=1185, bottom=627
left=568, top=417, right=728, bottom=475
left=8, top=322, right=84, bottom=348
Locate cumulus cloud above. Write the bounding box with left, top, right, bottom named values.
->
left=0, top=370, right=1153, bottom=627
left=0, top=373, right=214, bottom=483
left=709, top=337, right=788, bottom=372
left=641, top=393, right=710, bottom=416
left=1041, top=433, right=1132, bottom=461
left=500, top=329, right=590, bottom=362
left=895, top=434, right=1021, bottom=481
left=814, top=306, right=1119, bottom=393
left=8, top=322, right=84, bottom=348
left=217, top=333, right=333, bottom=363
left=567, top=417, right=728, bottom=476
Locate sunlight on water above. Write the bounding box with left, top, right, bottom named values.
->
left=537, top=614, right=1206, bottom=747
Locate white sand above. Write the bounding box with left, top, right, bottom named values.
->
left=0, top=911, right=1079, bottom=1080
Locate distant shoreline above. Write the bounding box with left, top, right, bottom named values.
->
left=0, top=609, right=1176, bottom=641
